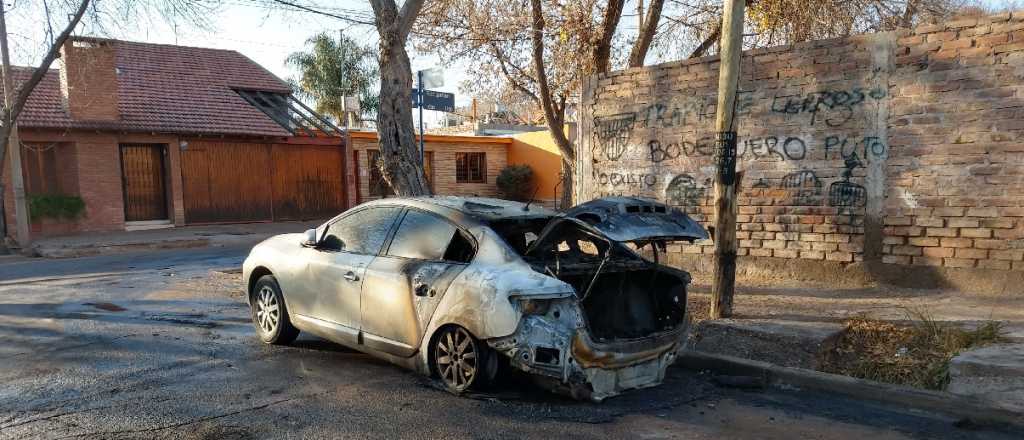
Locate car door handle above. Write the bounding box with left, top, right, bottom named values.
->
left=343, top=272, right=359, bottom=282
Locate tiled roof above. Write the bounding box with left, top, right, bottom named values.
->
left=14, top=37, right=294, bottom=137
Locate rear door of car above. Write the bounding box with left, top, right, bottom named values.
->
left=359, top=208, right=475, bottom=357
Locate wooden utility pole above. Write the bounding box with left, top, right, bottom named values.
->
left=709, top=0, right=747, bottom=319
left=0, top=2, right=30, bottom=249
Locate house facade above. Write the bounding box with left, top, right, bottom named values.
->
left=3, top=37, right=351, bottom=239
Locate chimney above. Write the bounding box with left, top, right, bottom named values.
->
left=59, top=38, right=120, bottom=121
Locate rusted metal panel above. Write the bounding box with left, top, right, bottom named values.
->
left=120, top=144, right=168, bottom=221
left=270, top=143, right=346, bottom=221
left=180, top=140, right=273, bottom=223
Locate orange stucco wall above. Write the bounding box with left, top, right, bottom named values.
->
left=508, top=130, right=564, bottom=202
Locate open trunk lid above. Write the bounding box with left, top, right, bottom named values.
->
left=558, top=197, right=708, bottom=244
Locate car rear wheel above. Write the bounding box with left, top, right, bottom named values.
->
left=252, top=275, right=299, bottom=345
left=433, top=326, right=494, bottom=393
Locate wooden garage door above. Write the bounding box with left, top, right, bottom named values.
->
left=180, top=141, right=273, bottom=223
left=120, top=144, right=168, bottom=221
left=180, top=141, right=347, bottom=224
left=271, top=144, right=346, bottom=221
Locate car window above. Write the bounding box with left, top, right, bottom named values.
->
left=321, top=207, right=402, bottom=254
left=387, top=210, right=474, bottom=263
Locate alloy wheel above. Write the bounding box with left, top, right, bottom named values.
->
left=436, top=327, right=478, bottom=391
left=255, top=286, right=280, bottom=335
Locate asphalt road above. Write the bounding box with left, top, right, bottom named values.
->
left=0, top=246, right=1018, bottom=439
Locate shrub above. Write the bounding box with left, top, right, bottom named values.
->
left=495, top=165, right=534, bottom=201
left=27, top=194, right=86, bottom=221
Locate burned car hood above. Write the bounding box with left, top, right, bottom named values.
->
left=558, top=197, right=708, bottom=244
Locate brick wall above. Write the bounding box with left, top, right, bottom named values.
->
left=348, top=134, right=509, bottom=204
left=60, top=39, right=120, bottom=121
left=578, top=11, right=1024, bottom=279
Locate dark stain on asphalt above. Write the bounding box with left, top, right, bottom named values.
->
left=84, top=302, right=127, bottom=312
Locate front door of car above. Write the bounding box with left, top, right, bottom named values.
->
left=300, top=206, right=402, bottom=345
left=360, top=208, right=475, bottom=357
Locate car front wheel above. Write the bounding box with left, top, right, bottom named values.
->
left=251, top=275, right=299, bottom=345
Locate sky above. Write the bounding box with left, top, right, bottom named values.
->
left=5, top=0, right=1020, bottom=127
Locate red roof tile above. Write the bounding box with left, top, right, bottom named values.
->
left=15, top=37, right=294, bottom=137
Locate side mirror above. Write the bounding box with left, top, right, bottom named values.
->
left=301, top=229, right=318, bottom=247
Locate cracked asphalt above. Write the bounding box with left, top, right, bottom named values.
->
left=0, top=246, right=1019, bottom=439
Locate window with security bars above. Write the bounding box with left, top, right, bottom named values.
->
left=456, top=152, right=486, bottom=183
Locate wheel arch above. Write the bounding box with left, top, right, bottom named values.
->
left=248, top=266, right=274, bottom=301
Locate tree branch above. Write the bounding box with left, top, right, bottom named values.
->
left=529, top=0, right=574, bottom=164
left=5, top=0, right=91, bottom=126
left=593, top=0, right=625, bottom=73
left=628, top=0, right=665, bottom=67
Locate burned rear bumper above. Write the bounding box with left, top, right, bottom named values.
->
left=488, top=313, right=689, bottom=401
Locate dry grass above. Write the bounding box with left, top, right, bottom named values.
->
left=820, top=308, right=1005, bottom=390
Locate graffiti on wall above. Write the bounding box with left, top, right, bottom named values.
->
left=665, top=174, right=707, bottom=206
left=771, top=86, right=887, bottom=126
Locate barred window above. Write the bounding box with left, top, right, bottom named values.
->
left=456, top=152, right=486, bottom=183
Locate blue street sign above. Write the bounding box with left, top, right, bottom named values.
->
left=412, top=89, right=455, bottom=113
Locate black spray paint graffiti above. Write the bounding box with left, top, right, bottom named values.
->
left=824, top=135, right=887, bottom=161
left=593, top=113, right=637, bottom=161
left=780, top=170, right=823, bottom=205
left=771, top=86, right=887, bottom=127
left=648, top=136, right=808, bottom=163
left=597, top=172, right=658, bottom=188
left=828, top=154, right=867, bottom=208
left=665, top=174, right=706, bottom=206
left=646, top=135, right=885, bottom=164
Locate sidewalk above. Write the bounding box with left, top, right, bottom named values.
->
left=686, top=285, right=1024, bottom=414
left=28, top=220, right=321, bottom=258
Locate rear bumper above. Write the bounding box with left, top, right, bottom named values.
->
left=488, top=313, right=690, bottom=401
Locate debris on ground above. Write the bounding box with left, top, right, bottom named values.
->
left=819, top=309, right=1005, bottom=390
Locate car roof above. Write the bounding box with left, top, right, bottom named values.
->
left=360, top=196, right=557, bottom=222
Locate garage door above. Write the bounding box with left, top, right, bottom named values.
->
left=181, top=140, right=346, bottom=224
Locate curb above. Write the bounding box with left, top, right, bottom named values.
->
left=678, top=350, right=1024, bottom=429
left=32, top=238, right=212, bottom=258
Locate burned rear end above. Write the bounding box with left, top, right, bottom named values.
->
left=486, top=197, right=707, bottom=401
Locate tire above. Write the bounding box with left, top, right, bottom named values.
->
left=432, top=326, right=497, bottom=393
left=251, top=275, right=299, bottom=345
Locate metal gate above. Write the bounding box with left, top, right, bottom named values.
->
left=180, top=140, right=346, bottom=224
left=120, top=144, right=169, bottom=222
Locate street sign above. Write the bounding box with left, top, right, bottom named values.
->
left=411, top=89, right=455, bottom=113
left=419, top=68, right=445, bottom=88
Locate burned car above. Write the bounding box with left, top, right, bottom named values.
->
left=242, top=196, right=707, bottom=401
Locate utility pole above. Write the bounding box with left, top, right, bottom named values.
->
left=0, top=2, right=30, bottom=250
left=709, top=0, right=746, bottom=319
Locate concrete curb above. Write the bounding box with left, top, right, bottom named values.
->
left=32, top=238, right=213, bottom=258
left=679, top=350, right=1024, bottom=429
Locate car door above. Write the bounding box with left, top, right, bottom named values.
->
left=359, top=208, right=476, bottom=357
left=297, top=206, right=402, bottom=346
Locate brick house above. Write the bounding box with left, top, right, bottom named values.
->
left=3, top=36, right=549, bottom=241
left=3, top=36, right=351, bottom=239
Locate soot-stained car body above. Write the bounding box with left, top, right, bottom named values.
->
left=242, top=196, right=708, bottom=401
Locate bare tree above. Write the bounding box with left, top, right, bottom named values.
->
left=417, top=0, right=669, bottom=204
left=368, top=0, right=430, bottom=197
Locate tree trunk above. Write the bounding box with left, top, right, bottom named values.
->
left=592, top=0, right=625, bottom=74
left=628, top=0, right=665, bottom=67
left=369, top=0, right=429, bottom=197
left=530, top=0, right=576, bottom=208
